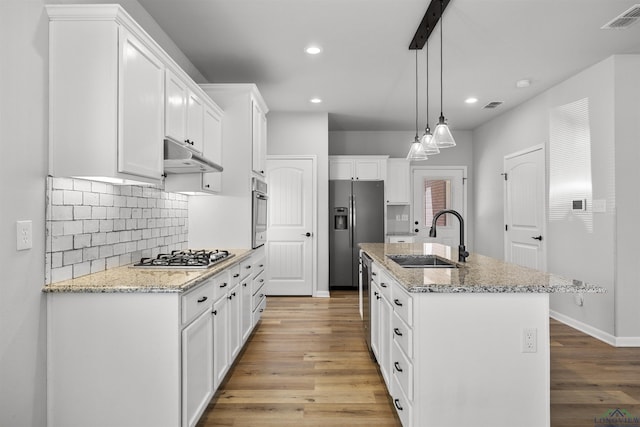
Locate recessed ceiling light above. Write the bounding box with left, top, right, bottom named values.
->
left=465, top=97, right=478, bottom=104
left=310, top=97, right=322, bottom=104
left=516, top=79, right=531, bottom=88
left=305, top=46, right=322, bottom=55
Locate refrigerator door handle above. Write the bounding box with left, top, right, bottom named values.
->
left=348, top=195, right=354, bottom=248
left=351, top=194, right=357, bottom=247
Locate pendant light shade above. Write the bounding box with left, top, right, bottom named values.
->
left=432, top=0, right=456, bottom=148
left=407, top=48, right=428, bottom=161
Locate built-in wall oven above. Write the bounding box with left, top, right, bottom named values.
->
left=252, top=177, right=268, bottom=248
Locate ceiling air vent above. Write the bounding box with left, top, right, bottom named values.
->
left=602, top=4, right=640, bottom=29
left=483, top=101, right=503, bottom=110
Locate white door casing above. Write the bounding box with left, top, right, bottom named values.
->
left=266, top=157, right=315, bottom=295
left=412, top=167, right=467, bottom=247
left=504, top=146, right=546, bottom=271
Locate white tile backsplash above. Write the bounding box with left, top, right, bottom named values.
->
left=46, top=177, right=188, bottom=284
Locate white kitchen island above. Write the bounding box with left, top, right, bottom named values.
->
left=360, top=243, right=605, bottom=427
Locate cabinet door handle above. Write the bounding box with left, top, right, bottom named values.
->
left=394, top=399, right=403, bottom=411
left=212, top=310, right=217, bottom=315
left=259, top=264, right=264, bottom=268
left=394, top=328, right=403, bottom=337
left=243, top=283, right=247, bottom=287
left=259, top=279, right=264, bottom=283
left=259, top=294, right=264, bottom=298
left=197, top=296, right=208, bottom=303
left=380, top=282, right=387, bottom=288
left=233, top=273, right=240, bottom=278
left=372, top=272, right=377, bottom=276
left=394, top=299, right=403, bottom=307
left=220, top=283, right=228, bottom=288
left=246, top=265, right=252, bottom=269
left=394, top=362, right=403, bottom=372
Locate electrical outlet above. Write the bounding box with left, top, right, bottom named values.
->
left=522, top=328, right=537, bottom=353
left=16, top=220, right=33, bottom=251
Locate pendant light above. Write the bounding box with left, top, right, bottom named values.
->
left=432, top=0, right=456, bottom=148
left=407, top=47, right=428, bottom=161
left=420, top=34, right=440, bottom=155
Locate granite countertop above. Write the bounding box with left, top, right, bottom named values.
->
left=360, top=242, right=606, bottom=294
left=42, top=249, right=253, bottom=294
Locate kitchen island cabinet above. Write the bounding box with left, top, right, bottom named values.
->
left=360, top=243, right=605, bottom=427
left=44, top=249, right=262, bottom=427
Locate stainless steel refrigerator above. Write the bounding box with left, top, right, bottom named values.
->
left=329, top=180, right=385, bottom=289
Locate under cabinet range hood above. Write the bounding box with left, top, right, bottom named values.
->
left=163, top=139, right=223, bottom=174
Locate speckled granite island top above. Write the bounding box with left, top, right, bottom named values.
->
left=360, top=243, right=606, bottom=294
left=42, top=249, right=253, bottom=293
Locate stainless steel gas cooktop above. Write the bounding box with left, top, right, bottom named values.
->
left=132, top=249, right=233, bottom=269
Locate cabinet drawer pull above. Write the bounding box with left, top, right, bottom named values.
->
left=394, top=328, right=403, bottom=337
left=197, top=296, right=208, bottom=303
left=212, top=310, right=217, bottom=315
left=259, top=279, right=264, bottom=283
left=259, top=264, right=264, bottom=268
left=380, top=282, right=387, bottom=288
left=394, top=399, right=403, bottom=411
left=372, top=272, right=377, bottom=276
left=394, top=361, right=403, bottom=372
left=220, top=283, right=228, bottom=288
left=259, top=294, right=264, bottom=298
left=394, top=299, right=403, bottom=307
left=259, top=308, right=264, bottom=313
left=246, top=265, right=251, bottom=269
left=233, top=273, right=240, bottom=278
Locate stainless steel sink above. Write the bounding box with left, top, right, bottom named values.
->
left=387, top=254, right=458, bottom=268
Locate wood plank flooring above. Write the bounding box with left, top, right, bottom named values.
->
left=197, top=290, right=640, bottom=427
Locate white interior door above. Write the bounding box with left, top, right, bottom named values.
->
left=266, top=158, right=315, bottom=295
left=504, top=147, right=546, bottom=271
left=412, top=168, right=466, bottom=247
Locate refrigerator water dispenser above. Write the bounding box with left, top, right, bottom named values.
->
left=333, top=208, right=348, bottom=230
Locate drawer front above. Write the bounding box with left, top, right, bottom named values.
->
left=392, top=340, right=413, bottom=401
left=371, top=262, right=380, bottom=284
left=392, top=376, right=413, bottom=427
left=253, top=281, right=266, bottom=311
left=252, top=294, right=266, bottom=326
left=377, top=269, right=393, bottom=300
left=252, top=256, right=266, bottom=278
left=182, top=279, right=214, bottom=325
left=228, top=264, right=241, bottom=284
left=391, top=285, right=412, bottom=327
left=392, top=311, right=413, bottom=358
left=252, top=270, right=266, bottom=296
left=239, top=258, right=254, bottom=280
left=212, top=270, right=231, bottom=302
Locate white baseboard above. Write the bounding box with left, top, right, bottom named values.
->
left=314, top=290, right=330, bottom=298
left=550, top=310, right=640, bottom=347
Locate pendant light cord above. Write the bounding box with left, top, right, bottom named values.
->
left=415, top=47, right=419, bottom=138
left=439, top=0, right=444, bottom=119
left=425, top=36, right=429, bottom=128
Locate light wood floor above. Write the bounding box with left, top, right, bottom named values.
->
left=197, top=290, right=640, bottom=427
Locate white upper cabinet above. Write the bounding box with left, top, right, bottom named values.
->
left=252, top=99, right=267, bottom=176
left=186, top=90, right=205, bottom=153
left=329, top=156, right=388, bottom=180
left=386, top=159, right=411, bottom=204
left=202, top=103, right=223, bottom=192
left=165, top=68, right=188, bottom=145
left=47, top=5, right=165, bottom=185
left=118, top=28, right=165, bottom=180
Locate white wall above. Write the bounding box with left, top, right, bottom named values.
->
left=472, top=56, right=640, bottom=340
left=267, top=112, right=329, bottom=296
left=0, top=2, right=205, bottom=425
left=613, top=55, right=640, bottom=340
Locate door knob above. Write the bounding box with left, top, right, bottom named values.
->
left=532, top=235, right=543, bottom=241
left=414, top=229, right=419, bottom=233
left=301, top=232, right=312, bottom=237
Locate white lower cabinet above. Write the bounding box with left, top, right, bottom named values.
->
left=182, top=309, right=214, bottom=427
left=47, top=252, right=265, bottom=427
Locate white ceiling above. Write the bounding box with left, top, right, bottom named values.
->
left=138, top=0, right=640, bottom=132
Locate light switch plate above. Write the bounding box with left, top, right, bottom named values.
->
left=16, top=220, right=32, bottom=251
left=592, top=199, right=606, bottom=213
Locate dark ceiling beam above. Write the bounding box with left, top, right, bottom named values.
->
left=409, top=0, right=451, bottom=50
